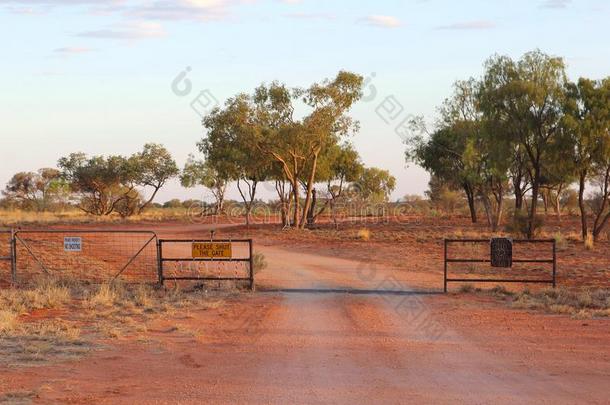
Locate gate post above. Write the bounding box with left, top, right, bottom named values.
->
left=10, top=229, right=17, bottom=284
left=552, top=239, right=556, bottom=288
left=157, top=239, right=164, bottom=287
left=443, top=239, right=448, bottom=293
left=249, top=239, right=255, bottom=292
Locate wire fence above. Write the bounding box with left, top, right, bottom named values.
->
left=13, top=230, right=158, bottom=284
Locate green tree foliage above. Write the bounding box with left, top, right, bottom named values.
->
left=408, top=49, right=610, bottom=238
left=129, top=143, right=179, bottom=214
left=354, top=167, right=396, bottom=203
left=2, top=168, right=68, bottom=211
left=563, top=78, right=610, bottom=240
left=195, top=71, right=367, bottom=229
left=199, top=94, right=271, bottom=225
left=58, top=144, right=177, bottom=216
left=479, top=50, right=568, bottom=237
left=180, top=155, right=228, bottom=215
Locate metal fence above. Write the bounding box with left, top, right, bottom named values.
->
left=13, top=230, right=159, bottom=284
left=443, top=238, right=556, bottom=292
left=0, top=230, right=255, bottom=290
left=0, top=230, right=14, bottom=286
left=158, top=238, right=254, bottom=290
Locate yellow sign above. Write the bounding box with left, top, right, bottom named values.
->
left=192, top=242, right=232, bottom=258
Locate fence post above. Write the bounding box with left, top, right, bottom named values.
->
left=157, top=239, right=164, bottom=287
left=552, top=239, right=556, bottom=288
left=10, top=229, right=17, bottom=284
left=249, top=239, right=255, bottom=292
left=443, top=239, right=448, bottom=293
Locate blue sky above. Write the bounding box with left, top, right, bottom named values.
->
left=1, top=0, right=609, bottom=203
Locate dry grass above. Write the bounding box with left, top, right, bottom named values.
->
left=0, top=310, right=18, bottom=334
left=584, top=234, right=594, bottom=250
left=0, top=389, right=39, bottom=404
left=357, top=228, right=371, bottom=241
left=0, top=277, right=227, bottom=368
left=458, top=284, right=610, bottom=319
left=510, top=287, right=608, bottom=318
left=0, top=207, right=189, bottom=226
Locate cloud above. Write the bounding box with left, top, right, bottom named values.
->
left=361, top=15, right=401, bottom=28
left=436, top=20, right=496, bottom=30
left=539, top=0, right=571, bottom=9
left=1, top=0, right=241, bottom=21
left=285, top=12, right=335, bottom=21
left=127, top=0, right=236, bottom=21
left=53, top=46, right=94, bottom=54
left=77, top=21, right=166, bottom=40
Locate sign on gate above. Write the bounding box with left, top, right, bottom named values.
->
left=490, top=237, right=512, bottom=268
left=192, top=242, right=232, bottom=258
left=64, top=237, right=82, bottom=252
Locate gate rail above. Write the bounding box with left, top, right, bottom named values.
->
left=158, top=238, right=254, bottom=291
left=444, top=238, right=556, bottom=293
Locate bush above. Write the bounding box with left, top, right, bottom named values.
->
left=505, top=210, right=544, bottom=238
left=357, top=228, right=371, bottom=241
left=252, top=252, right=267, bottom=275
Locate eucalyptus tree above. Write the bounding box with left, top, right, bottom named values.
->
left=563, top=77, right=610, bottom=240
left=407, top=79, right=485, bottom=224
left=479, top=50, right=568, bottom=238
left=252, top=72, right=364, bottom=229
left=200, top=94, right=271, bottom=225
left=58, top=153, right=134, bottom=215
left=58, top=144, right=177, bottom=216
left=129, top=143, right=179, bottom=214
left=3, top=168, right=67, bottom=211
left=180, top=155, right=229, bottom=215
left=303, top=142, right=363, bottom=227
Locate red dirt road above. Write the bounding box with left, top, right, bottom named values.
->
left=2, top=243, right=609, bottom=404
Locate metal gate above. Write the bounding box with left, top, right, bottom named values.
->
left=13, top=230, right=158, bottom=284
left=443, top=238, right=556, bottom=292
left=0, top=230, right=15, bottom=285
left=158, top=238, right=254, bottom=290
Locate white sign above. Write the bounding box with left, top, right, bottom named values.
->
left=64, top=237, right=82, bottom=252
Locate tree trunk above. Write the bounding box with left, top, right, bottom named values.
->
left=292, top=179, right=300, bottom=228
left=513, top=177, right=523, bottom=211
left=527, top=166, right=541, bottom=239
left=493, top=186, right=504, bottom=232
left=299, top=151, right=319, bottom=229
left=578, top=171, right=588, bottom=241
left=463, top=183, right=477, bottom=223
left=481, top=194, right=492, bottom=229
left=592, top=165, right=610, bottom=241
left=541, top=190, right=548, bottom=215
left=306, top=188, right=317, bottom=227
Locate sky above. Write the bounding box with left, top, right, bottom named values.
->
left=1, top=0, right=609, bottom=204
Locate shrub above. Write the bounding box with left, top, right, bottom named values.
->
left=505, top=210, right=544, bottom=238
left=357, top=228, right=371, bottom=241
left=252, top=252, right=267, bottom=275
left=553, top=232, right=568, bottom=251
left=458, top=284, right=474, bottom=293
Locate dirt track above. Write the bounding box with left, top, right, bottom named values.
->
left=2, top=239, right=609, bottom=404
